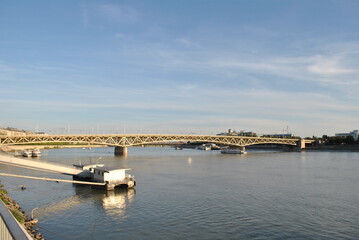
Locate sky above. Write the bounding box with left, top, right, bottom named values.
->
left=1, top=0, right=359, bottom=137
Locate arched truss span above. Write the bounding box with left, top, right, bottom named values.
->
left=0, top=134, right=299, bottom=147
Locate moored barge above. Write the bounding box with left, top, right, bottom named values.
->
left=73, top=164, right=136, bottom=190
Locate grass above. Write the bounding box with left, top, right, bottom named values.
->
left=0, top=189, right=9, bottom=205
left=0, top=188, right=25, bottom=223
left=10, top=209, right=25, bottom=224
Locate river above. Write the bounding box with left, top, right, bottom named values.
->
left=1, top=147, right=359, bottom=239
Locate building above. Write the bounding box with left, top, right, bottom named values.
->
left=217, top=129, right=257, bottom=137
left=268, top=133, right=294, bottom=138
left=335, top=130, right=358, bottom=141
left=93, top=167, right=130, bottom=184
left=0, top=129, right=26, bottom=136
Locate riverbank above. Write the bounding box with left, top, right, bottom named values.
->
left=0, top=186, right=45, bottom=239
left=0, top=144, right=105, bottom=153
left=305, top=144, right=359, bottom=151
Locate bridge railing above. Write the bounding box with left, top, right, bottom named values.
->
left=0, top=134, right=300, bottom=148
left=0, top=200, right=32, bottom=240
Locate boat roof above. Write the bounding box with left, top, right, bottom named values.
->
left=94, top=167, right=131, bottom=172
left=73, top=163, right=104, bottom=168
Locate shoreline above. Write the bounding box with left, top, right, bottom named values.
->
left=0, top=186, right=45, bottom=239
left=305, top=145, right=359, bottom=152
left=0, top=144, right=106, bottom=153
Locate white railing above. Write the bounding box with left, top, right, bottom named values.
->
left=0, top=200, right=32, bottom=240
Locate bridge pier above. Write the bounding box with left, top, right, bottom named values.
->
left=297, top=139, right=306, bottom=150
left=114, top=146, right=128, bottom=156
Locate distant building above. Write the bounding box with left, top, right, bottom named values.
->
left=335, top=130, right=358, bottom=141
left=34, top=131, right=47, bottom=135
left=0, top=129, right=26, bottom=136
left=260, top=133, right=294, bottom=138
left=269, top=133, right=294, bottom=138
left=217, top=129, right=257, bottom=137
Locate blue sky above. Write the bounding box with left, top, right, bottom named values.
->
left=1, top=0, right=359, bottom=137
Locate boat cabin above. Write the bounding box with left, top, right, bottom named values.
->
left=93, top=167, right=130, bottom=183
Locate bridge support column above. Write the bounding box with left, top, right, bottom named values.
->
left=239, top=146, right=245, bottom=151
left=114, top=146, right=128, bottom=156
left=297, top=139, right=306, bottom=150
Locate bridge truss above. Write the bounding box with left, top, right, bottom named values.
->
left=0, top=134, right=299, bottom=147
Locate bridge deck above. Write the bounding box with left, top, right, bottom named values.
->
left=0, top=134, right=300, bottom=147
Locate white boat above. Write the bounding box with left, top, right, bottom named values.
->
left=221, top=149, right=247, bottom=154
left=197, top=144, right=211, bottom=150
left=22, top=150, right=32, bottom=157
left=32, top=149, right=41, bottom=157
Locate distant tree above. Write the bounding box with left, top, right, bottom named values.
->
left=345, top=136, right=355, bottom=145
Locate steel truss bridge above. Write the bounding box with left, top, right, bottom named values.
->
left=0, top=134, right=302, bottom=151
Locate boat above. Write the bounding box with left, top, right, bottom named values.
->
left=197, top=144, right=211, bottom=150
left=14, top=151, right=22, bottom=157
left=211, top=145, right=221, bottom=150
left=221, top=149, right=247, bottom=154
left=32, top=149, right=41, bottom=157
left=22, top=149, right=32, bottom=157
left=73, top=163, right=136, bottom=190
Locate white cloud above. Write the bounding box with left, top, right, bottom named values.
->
left=307, top=55, right=354, bottom=75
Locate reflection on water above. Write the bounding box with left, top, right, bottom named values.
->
left=34, top=194, right=83, bottom=218
left=34, top=185, right=135, bottom=219
left=102, top=188, right=135, bottom=216
left=300, top=151, right=307, bottom=162
left=187, top=157, right=192, bottom=166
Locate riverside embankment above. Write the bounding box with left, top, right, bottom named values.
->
left=305, top=144, right=359, bottom=151
left=0, top=145, right=104, bottom=153
left=0, top=152, right=48, bottom=239
left=0, top=186, right=45, bottom=239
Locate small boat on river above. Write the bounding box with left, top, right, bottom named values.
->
left=197, top=144, right=211, bottom=151
left=22, top=149, right=32, bottom=157
left=221, top=149, right=247, bottom=154
left=32, top=149, right=41, bottom=157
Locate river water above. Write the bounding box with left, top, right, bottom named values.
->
left=1, top=147, right=359, bottom=239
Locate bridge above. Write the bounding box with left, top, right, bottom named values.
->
left=0, top=134, right=308, bottom=155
